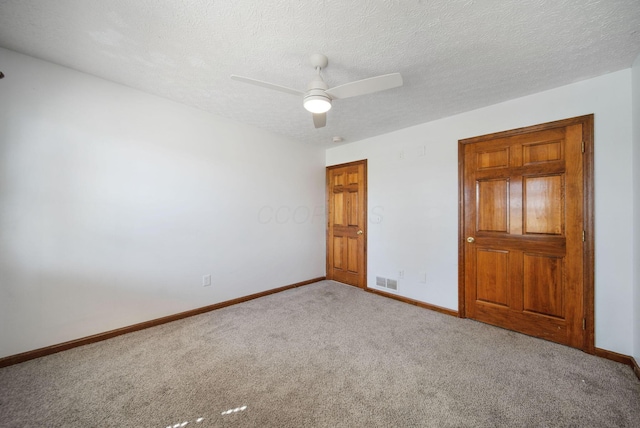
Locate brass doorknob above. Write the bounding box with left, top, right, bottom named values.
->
left=357, top=230, right=363, bottom=235
left=467, top=237, right=475, bottom=243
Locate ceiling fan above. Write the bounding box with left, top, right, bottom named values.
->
left=231, top=54, right=403, bottom=129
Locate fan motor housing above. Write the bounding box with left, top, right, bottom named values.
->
left=303, top=90, right=332, bottom=113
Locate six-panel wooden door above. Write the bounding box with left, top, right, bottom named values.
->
left=326, top=160, right=367, bottom=288
left=460, top=116, right=593, bottom=351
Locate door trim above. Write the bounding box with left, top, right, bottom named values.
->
left=458, top=115, right=595, bottom=353
left=326, top=159, right=368, bottom=288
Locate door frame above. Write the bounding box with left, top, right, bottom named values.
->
left=326, top=159, right=368, bottom=288
left=457, top=115, right=595, bottom=353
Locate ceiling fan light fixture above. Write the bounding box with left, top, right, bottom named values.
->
left=232, top=54, right=403, bottom=129
left=304, top=94, right=332, bottom=113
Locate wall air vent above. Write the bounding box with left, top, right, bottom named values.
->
left=376, top=276, right=398, bottom=291
left=386, top=279, right=398, bottom=290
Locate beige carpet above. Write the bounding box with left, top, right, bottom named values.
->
left=0, top=280, right=639, bottom=427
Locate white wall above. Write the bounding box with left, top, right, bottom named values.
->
left=632, top=53, right=640, bottom=364
left=327, top=70, right=634, bottom=355
left=0, top=48, right=326, bottom=358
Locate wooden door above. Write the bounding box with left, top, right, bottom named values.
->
left=326, top=160, right=367, bottom=288
left=459, top=115, right=594, bottom=352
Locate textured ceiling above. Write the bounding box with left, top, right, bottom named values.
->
left=0, top=0, right=639, bottom=146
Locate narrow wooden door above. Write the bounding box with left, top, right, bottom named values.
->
left=459, top=115, right=594, bottom=352
left=326, top=160, right=367, bottom=288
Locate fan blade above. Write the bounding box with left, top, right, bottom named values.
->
left=325, top=73, right=403, bottom=100
left=313, top=112, right=326, bottom=128
left=230, top=75, right=304, bottom=97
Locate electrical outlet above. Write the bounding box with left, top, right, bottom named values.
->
left=399, top=150, right=405, bottom=160
left=398, top=270, right=405, bottom=279
left=203, top=274, right=211, bottom=287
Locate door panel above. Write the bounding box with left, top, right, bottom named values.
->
left=327, top=160, right=367, bottom=287
left=347, top=238, right=359, bottom=272
left=459, top=116, right=594, bottom=351
left=477, top=148, right=509, bottom=169
left=522, top=253, right=564, bottom=318
left=523, top=175, right=564, bottom=235
left=476, top=249, right=509, bottom=306
left=333, top=237, right=343, bottom=269
left=333, top=192, right=344, bottom=225
left=348, top=191, right=359, bottom=226
left=523, top=140, right=562, bottom=164
left=477, top=179, right=509, bottom=232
